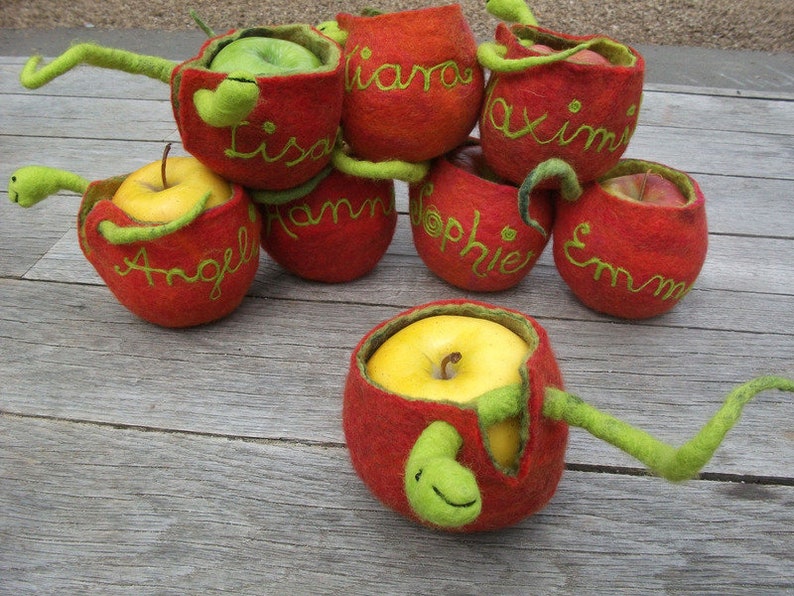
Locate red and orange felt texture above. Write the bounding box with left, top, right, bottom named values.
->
left=343, top=300, right=568, bottom=532
left=479, top=23, right=645, bottom=187
left=409, top=142, right=554, bottom=292
left=259, top=168, right=396, bottom=283
left=78, top=176, right=261, bottom=328
left=337, top=5, right=484, bottom=163
left=552, top=160, right=708, bottom=319
left=171, top=26, right=344, bottom=190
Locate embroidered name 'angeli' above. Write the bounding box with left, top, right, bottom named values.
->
left=264, top=193, right=395, bottom=240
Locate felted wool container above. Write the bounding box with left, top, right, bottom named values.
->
left=478, top=23, right=644, bottom=187
left=343, top=299, right=568, bottom=532
left=258, top=167, right=396, bottom=282
left=78, top=176, right=261, bottom=327
left=171, top=25, right=344, bottom=190
left=409, top=140, right=554, bottom=292
left=552, top=159, right=708, bottom=319
left=336, top=5, right=484, bottom=162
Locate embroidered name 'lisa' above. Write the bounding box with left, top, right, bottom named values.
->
left=411, top=182, right=536, bottom=278
left=345, top=45, right=475, bottom=93
left=484, top=85, right=637, bottom=153
left=113, top=224, right=259, bottom=301
left=563, top=221, right=692, bottom=300
left=225, top=120, right=334, bottom=167
left=264, top=193, right=395, bottom=240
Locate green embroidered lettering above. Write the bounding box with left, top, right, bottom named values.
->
left=345, top=45, right=474, bottom=93
left=563, top=222, right=692, bottom=300
left=113, top=223, right=259, bottom=301
left=225, top=121, right=334, bottom=167
left=412, top=188, right=537, bottom=279
left=483, top=85, right=637, bottom=154
left=263, top=193, right=395, bottom=241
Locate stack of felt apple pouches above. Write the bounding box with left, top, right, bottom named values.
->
left=409, top=1, right=708, bottom=320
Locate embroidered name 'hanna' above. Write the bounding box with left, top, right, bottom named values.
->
left=264, top=194, right=395, bottom=240
left=563, top=221, right=692, bottom=301
left=113, top=224, right=259, bottom=301
left=483, top=86, right=637, bottom=154
left=345, top=45, right=475, bottom=92
left=225, top=120, right=334, bottom=166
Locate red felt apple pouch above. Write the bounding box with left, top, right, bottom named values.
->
left=478, top=23, right=645, bottom=187
left=336, top=5, right=485, bottom=162
left=408, top=139, right=554, bottom=292
left=343, top=298, right=794, bottom=533
left=78, top=176, right=261, bottom=327
left=521, top=158, right=708, bottom=319
left=251, top=145, right=430, bottom=283
left=172, top=25, right=344, bottom=190
left=344, top=299, right=568, bottom=532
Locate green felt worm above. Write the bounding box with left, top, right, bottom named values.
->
left=331, top=148, right=430, bottom=184
left=516, top=158, right=584, bottom=238
left=19, top=41, right=260, bottom=130
left=405, top=375, right=794, bottom=527
left=8, top=165, right=209, bottom=245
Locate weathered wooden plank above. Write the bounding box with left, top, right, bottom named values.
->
left=1, top=278, right=791, bottom=478
left=2, top=415, right=792, bottom=593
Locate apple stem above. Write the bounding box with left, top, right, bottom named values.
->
left=161, top=143, right=172, bottom=190
left=638, top=169, right=652, bottom=202
left=440, top=352, right=462, bottom=380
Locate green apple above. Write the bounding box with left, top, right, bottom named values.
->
left=366, top=314, right=531, bottom=468
left=209, top=36, right=322, bottom=76
left=112, top=155, right=231, bottom=223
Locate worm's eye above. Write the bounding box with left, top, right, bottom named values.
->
left=11, top=176, right=17, bottom=182
left=414, top=469, right=423, bottom=482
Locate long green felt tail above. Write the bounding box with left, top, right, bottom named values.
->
left=20, top=43, right=175, bottom=89
left=542, top=376, right=794, bottom=481
left=331, top=148, right=430, bottom=184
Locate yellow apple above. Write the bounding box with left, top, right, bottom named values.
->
left=366, top=314, right=531, bottom=468
left=112, top=156, right=232, bottom=223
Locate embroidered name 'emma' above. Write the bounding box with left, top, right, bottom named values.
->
left=563, top=221, right=692, bottom=300
left=484, top=86, right=637, bottom=153
left=411, top=182, right=536, bottom=278
left=225, top=120, right=334, bottom=167
left=264, top=194, right=395, bottom=240
left=345, top=45, right=475, bottom=93
left=113, top=224, right=259, bottom=300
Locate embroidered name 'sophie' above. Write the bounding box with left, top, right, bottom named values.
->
left=411, top=182, right=537, bottom=278
left=225, top=120, right=334, bottom=167
left=264, top=194, right=395, bottom=240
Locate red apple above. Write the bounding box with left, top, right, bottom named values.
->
left=526, top=43, right=612, bottom=66
left=259, top=168, right=396, bottom=282
left=409, top=141, right=554, bottom=292
left=343, top=299, right=568, bottom=532
left=600, top=171, right=689, bottom=207
left=552, top=159, right=708, bottom=319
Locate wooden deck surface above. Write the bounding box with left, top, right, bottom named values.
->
left=1, top=44, right=793, bottom=594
